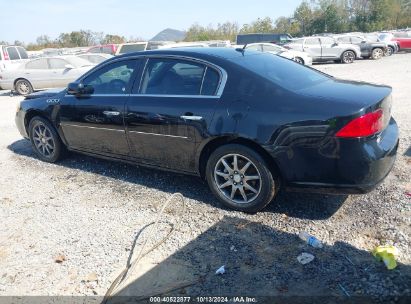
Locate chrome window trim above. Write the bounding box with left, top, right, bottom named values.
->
left=76, top=54, right=228, bottom=98
left=65, top=93, right=219, bottom=98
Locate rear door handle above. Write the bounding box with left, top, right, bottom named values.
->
left=103, top=111, right=120, bottom=116
left=180, top=115, right=203, bottom=121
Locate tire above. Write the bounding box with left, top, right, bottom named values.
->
left=28, top=116, right=65, bottom=163
left=15, top=79, right=33, bottom=95
left=371, top=48, right=384, bottom=60
left=386, top=46, right=394, bottom=56
left=206, top=144, right=278, bottom=213
left=341, top=51, right=355, bottom=64
left=293, top=57, right=304, bottom=65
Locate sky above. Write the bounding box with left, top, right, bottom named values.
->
left=0, top=0, right=303, bottom=44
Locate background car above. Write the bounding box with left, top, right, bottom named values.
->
left=284, top=36, right=361, bottom=64
left=0, top=45, right=29, bottom=72
left=15, top=48, right=398, bottom=213
left=87, top=44, right=118, bottom=55
left=244, top=42, right=313, bottom=65
left=0, top=56, right=95, bottom=95
left=77, top=53, right=113, bottom=64
left=334, top=35, right=387, bottom=59
left=236, top=33, right=293, bottom=45
left=377, top=33, right=399, bottom=55
left=115, top=42, right=148, bottom=55
left=391, top=32, right=411, bottom=51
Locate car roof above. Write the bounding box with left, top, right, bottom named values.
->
left=114, top=47, right=249, bottom=61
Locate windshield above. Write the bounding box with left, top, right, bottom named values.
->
left=378, top=34, right=392, bottom=41
left=66, top=56, right=95, bottom=68
left=234, top=52, right=330, bottom=91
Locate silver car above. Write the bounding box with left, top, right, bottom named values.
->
left=284, top=36, right=361, bottom=64
left=244, top=43, right=313, bottom=65
left=0, top=56, right=95, bottom=95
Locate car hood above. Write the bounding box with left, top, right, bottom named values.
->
left=25, top=88, right=65, bottom=100
left=297, top=78, right=391, bottom=109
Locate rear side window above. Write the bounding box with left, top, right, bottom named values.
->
left=140, top=58, right=206, bottom=95
left=235, top=53, right=330, bottom=91
left=6, top=47, right=20, bottom=60
left=49, top=58, right=69, bottom=69
left=26, top=59, right=48, bottom=69
left=351, top=37, right=363, bottom=44
left=201, top=67, right=220, bottom=95
left=337, top=36, right=351, bottom=43
left=320, top=37, right=335, bottom=44
left=17, top=47, right=28, bottom=59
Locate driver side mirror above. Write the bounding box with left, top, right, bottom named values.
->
left=67, top=82, right=94, bottom=96
left=65, top=64, right=75, bottom=70
left=332, top=42, right=339, bottom=47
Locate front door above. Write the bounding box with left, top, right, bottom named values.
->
left=58, top=59, right=139, bottom=156
left=125, top=57, right=223, bottom=172
left=303, top=38, right=322, bottom=60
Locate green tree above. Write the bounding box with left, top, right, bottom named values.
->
left=101, top=34, right=126, bottom=44
left=240, top=17, right=275, bottom=33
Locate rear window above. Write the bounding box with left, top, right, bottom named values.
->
left=17, top=47, right=28, bottom=59
left=119, top=44, right=146, bottom=54
left=6, top=47, right=20, bottom=60
left=234, top=53, right=330, bottom=91
left=26, top=59, right=48, bottom=69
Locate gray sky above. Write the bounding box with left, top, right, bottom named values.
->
left=0, top=0, right=303, bottom=43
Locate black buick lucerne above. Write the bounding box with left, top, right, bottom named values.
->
left=15, top=48, right=399, bottom=212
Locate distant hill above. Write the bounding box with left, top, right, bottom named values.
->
left=150, top=28, right=186, bottom=42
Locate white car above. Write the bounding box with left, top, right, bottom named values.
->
left=0, top=45, right=29, bottom=72
left=0, top=56, right=95, bottom=95
left=77, top=53, right=113, bottom=64
left=244, top=43, right=313, bottom=65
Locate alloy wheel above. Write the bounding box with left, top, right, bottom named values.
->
left=343, top=51, right=355, bottom=63
left=32, top=122, right=56, bottom=158
left=214, top=154, right=262, bottom=204
left=16, top=80, right=31, bottom=95
left=294, top=57, right=304, bottom=64
left=372, top=48, right=383, bottom=60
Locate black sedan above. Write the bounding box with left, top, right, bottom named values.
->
left=15, top=48, right=399, bottom=212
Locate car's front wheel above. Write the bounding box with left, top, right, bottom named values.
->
left=386, top=46, right=394, bottom=56
left=206, top=144, right=278, bottom=213
left=341, top=51, right=356, bottom=64
left=29, top=116, right=65, bottom=163
left=15, top=79, right=33, bottom=95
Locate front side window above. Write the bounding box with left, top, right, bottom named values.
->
left=140, top=58, right=206, bottom=95
left=26, top=59, right=48, bottom=69
left=6, top=47, right=20, bottom=60
left=320, top=37, right=335, bottom=45
left=82, top=59, right=137, bottom=94
left=49, top=58, right=69, bottom=69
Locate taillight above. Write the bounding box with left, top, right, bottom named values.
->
left=3, top=49, right=9, bottom=60
left=336, top=109, right=384, bottom=138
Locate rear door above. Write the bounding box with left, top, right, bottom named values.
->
left=125, top=56, right=224, bottom=172
left=303, top=38, right=322, bottom=60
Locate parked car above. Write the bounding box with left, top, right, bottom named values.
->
left=377, top=33, right=399, bottom=55
left=15, top=48, right=398, bottom=212
left=236, top=33, right=293, bottom=45
left=115, top=42, right=148, bottom=55
left=363, top=33, right=398, bottom=56
left=87, top=44, right=118, bottom=55
left=77, top=53, right=113, bottom=64
left=284, top=36, right=361, bottom=64
left=390, top=32, right=411, bottom=51
left=0, top=56, right=94, bottom=95
left=334, top=35, right=387, bottom=59
left=244, top=43, right=312, bottom=65
left=0, top=45, right=29, bottom=72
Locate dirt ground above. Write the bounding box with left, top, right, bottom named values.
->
left=0, top=53, right=410, bottom=303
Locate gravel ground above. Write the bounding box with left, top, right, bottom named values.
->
left=0, top=53, right=410, bottom=302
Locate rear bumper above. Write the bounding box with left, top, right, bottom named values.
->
left=269, top=118, right=399, bottom=195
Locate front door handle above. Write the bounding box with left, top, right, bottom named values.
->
left=180, top=115, right=203, bottom=121
left=103, top=111, right=120, bottom=116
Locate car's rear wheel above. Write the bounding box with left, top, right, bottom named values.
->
left=15, top=79, right=33, bottom=95
left=293, top=57, right=304, bottom=65
left=371, top=48, right=384, bottom=60
left=29, top=116, right=65, bottom=163
left=206, top=144, right=278, bottom=213
left=341, top=51, right=355, bottom=64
